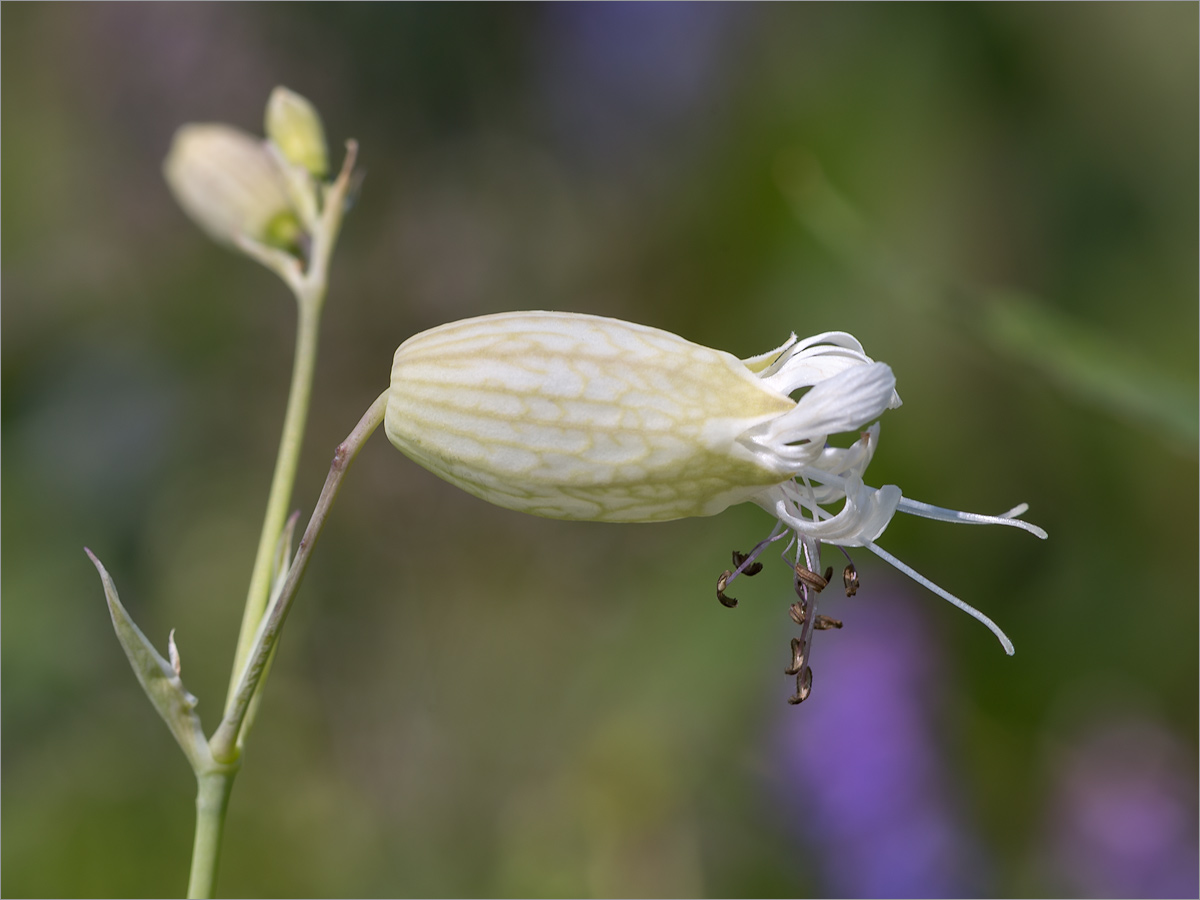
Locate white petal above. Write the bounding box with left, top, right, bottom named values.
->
left=897, top=497, right=1049, bottom=540
left=864, top=540, right=1016, bottom=655
left=791, top=330, right=868, bottom=355
left=164, top=124, right=293, bottom=245
left=759, top=477, right=902, bottom=546
left=759, top=331, right=901, bottom=412
left=809, top=423, right=880, bottom=480
left=760, top=341, right=870, bottom=393
left=741, top=333, right=797, bottom=373
left=758, top=362, right=897, bottom=448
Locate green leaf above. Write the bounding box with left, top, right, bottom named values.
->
left=86, top=548, right=215, bottom=773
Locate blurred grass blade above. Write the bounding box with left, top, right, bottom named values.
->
left=86, top=548, right=212, bottom=772
left=778, top=152, right=1198, bottom=449
left=981, top=292, right=1199, bottom=446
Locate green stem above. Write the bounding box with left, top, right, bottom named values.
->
left=186, top=768, right=238, bottom=899
left=210, top=390, right=388, bottom=763
left=185, top=139, right=360, bottom=898
left=222, top=141, right=357, bottom=721
left=224, top=299, right=323, bottom=716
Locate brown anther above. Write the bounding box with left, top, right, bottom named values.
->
left=814, top=615, right=843, bottom=631
left=788, top=666, right=813, bottom=705
left=795, top=565, right=829, bottom=592
left=731, top=550, right=763, bottom=577
left=785, top=637, right=805, bottom=675
left=843, top=564, right=859, bottom=597
left=716, top=570, right=738, bottom=608
left=788, top=602, right=806, bottom=626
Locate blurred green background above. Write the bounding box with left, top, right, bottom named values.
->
left=3, top=4, right=1197, bottom=897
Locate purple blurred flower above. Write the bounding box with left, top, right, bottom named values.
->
left=1046, top=719, right=1199, bottom=899
left=535, top=3, right=748, bottom=175
left=771, top=585, right=987, bottom=898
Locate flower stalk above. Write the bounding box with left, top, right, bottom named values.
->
left=211, top=390, right=388, bottom=763
left=186, top=771, right=237, bottom=899
left=91, top=88, right=367, bottom=898
left=223, top=138, right=359, bottom=734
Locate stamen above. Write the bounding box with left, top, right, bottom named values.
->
left=716, top=570, right=738, bottom=608
left=719, top=524, right=788, bottom=603
left=794, top=565, right=831, bottom=592
left=788, top=666, right=813, bottom=705
left=785, top=636, right=804, bottom=675
left=784, top=537, right=824, bottom=706
left=731, top=550, right=763, bottom=577
left=843, top=564, right=859, bottom=597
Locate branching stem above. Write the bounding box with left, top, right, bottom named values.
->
left=182, top=140, right=362, bottom=899
left=223, top=141, right=359, bottom=719
left=210, top=390, right=388, bottom=763
left=224, top=300, right=322, bottom=714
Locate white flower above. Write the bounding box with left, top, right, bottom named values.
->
left=384, top=311, right=1046, bottom=654
left=163, top=124, right=298, bottom=249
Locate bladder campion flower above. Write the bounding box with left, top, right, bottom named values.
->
left=163, top=123, right=299, bottom=250
left=384, top=311, right=1046, bottom=681
left=163, top=87, right=336, bottom=262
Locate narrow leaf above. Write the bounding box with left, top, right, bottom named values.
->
left=86, top=548, right=212, bottom=772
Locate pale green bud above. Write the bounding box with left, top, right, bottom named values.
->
left=164, top=124, right=299, bottom=249
left=265, top=87, right=329, bottom=179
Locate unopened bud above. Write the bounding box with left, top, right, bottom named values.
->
left=164, top=124, right=299, bottom=249
left=265, top=87, right=329, bottom=178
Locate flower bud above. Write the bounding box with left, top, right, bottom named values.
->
left=265, top=87, right=329, bottom=179
left=163, top=124, right=299, bottom=249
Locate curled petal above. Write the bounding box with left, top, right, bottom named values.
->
left=864, top=540, right=1016, bottom=656
left=897, top=497, right=1049, bottom=540
left=762, top=477, right=903, bottom=546
left=749, top=362, right=897, bottom=461
left=742, top=333, right=798, bottom=373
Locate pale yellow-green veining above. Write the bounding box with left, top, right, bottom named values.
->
left=385, top=312, right=795, bottom=522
